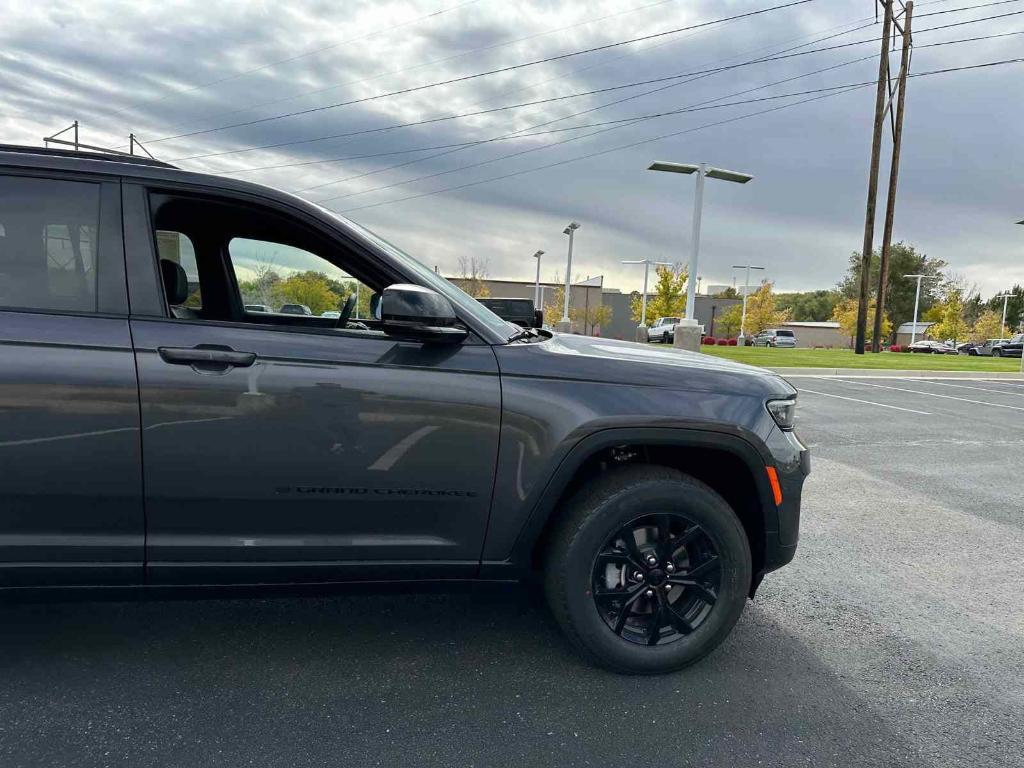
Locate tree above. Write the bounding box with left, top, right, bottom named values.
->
left=712, top=286, right=738, bottom=299
left=575, top=302, right=612, bottom=335
left=715, top=304, right=743, bottom=338
left=970, top=309, right=1004, bottom=342
left=453, top=255, right=490, bottom=298
left=630, top=265, right=688, bottom=323
left=986, top=284, right=1023, bottom=333
left=831, top=297, right=891, bottom=346
left=928, top=289, right=970, bottom=344
left=742, top=281, right=791, bottom=335
left=277, top=272, right=340, bottom=315
left=838, top=242, right=947, bottom=339
left=775, top=290, right=840, bottom=322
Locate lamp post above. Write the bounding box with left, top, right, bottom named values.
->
left=561, top=222, right=580, bottom=325
left=904, top=273, right=940, bottom=345
left=996, top=291, right=1015, bottom=339
left=531, top=250, right=545, bottom=307
left=732, top=263, right=764, bottom=345
left=647, top=161, right=753, bottom=321
left=621, top=259, right=673, bottom=327
left=1017, top=220, right=1023, bottom=373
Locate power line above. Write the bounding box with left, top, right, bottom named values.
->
left=218, top=28, right=1020, bottom=176
left=296, top=17, right=1021, bottom=198
left=104, top=0, right=485, bottom=124
left=221, top=29, right=1022, bottom=177
left=323, top=57, right=1024, bottom=215
left=147, top=0, right=685, bottom=138
left=171, top=5, right=1024, bottom=164
left=139, top=0, right=815, bottom=145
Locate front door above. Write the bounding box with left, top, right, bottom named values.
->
left=123, top=186, right=501, bottom=585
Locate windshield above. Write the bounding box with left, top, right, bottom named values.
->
left=326, top=213, right=519, bottom=339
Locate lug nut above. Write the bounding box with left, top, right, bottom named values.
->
left=646, top=555, right=657, bottom=566
left=644, top=589, right=655, bottom=598
left=633, top=571, right=644, bottom=581
left=665, top=563, right=675, bottom=573
left=664, top=584, right=672, bottom=592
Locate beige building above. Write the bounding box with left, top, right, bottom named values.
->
left=777, top=321, right=848, bottom=348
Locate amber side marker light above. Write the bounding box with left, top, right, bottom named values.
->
left=765, top=466, right=783, bottom=506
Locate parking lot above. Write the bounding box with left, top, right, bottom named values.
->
left=1, top=375, right=1022, bottom=768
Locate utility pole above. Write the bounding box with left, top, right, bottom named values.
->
left=855, top=0, right=893, bottom=354
left=873, top=1, right=914, bottom=352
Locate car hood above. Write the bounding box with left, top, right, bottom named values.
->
left=497, top=332, right=795, bottom=398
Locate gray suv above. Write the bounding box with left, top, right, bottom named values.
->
left=0, top=145, right=808, bottom=674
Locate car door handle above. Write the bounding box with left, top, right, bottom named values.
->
left=158, top=346, right=257, bottom=369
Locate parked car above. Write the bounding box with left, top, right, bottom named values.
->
left=244, top=303, right=272, bottom=313
left=646, top=316, right=680, bottom=343
left=0, top=144, right=808, bottom=674
left=969, top=338, right=1010, bottom=356
left=992, top=333, right=1024, bottom=358
left=279, top=303, right=312, bottom=315
left=955, top=342, right=976, bottom=355
left=477, top=297, right=543, bottom=329
left=908, top=340, right=956, bottom=354
left=751, top=329, right=797, bottom=348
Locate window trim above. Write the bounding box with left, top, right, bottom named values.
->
left=121, top=181, right=490, bottom=344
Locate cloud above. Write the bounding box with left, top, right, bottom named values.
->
left=2, top=0, right=1021, bottom=299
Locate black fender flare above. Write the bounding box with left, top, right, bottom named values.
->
left=483, top=426, right=779, bottom=578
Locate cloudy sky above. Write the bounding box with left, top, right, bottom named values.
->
left=2, top=0, right=1021, bottom=296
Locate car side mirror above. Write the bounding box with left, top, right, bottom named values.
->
left=380, top=284, right=468, bottom=344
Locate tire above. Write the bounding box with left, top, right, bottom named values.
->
left=542, top=465, right=751, bottom=675
left=993, top=348, right=1002, bottom=357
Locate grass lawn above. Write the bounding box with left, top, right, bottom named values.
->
left=699, top=346, right=1023, bottom=371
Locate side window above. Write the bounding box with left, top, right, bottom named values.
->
left=227, top=237, right=372, bottom=320
left=0, top=175, right=100, bottom=313
left=155, top=230, right=201, bottom=309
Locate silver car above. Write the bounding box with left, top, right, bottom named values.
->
left=969, top=338, right=1009, bottom=356
left=752, top=329, right=797, bottom=348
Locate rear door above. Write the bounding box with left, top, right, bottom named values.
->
left=0, top=171, right=142, bottom=587
left=122, top=184, right=501, bottom=585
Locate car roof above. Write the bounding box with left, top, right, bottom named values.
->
left=0, top=143, right=352, bottom=232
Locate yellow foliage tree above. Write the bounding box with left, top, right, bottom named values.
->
left=714, top=304, right=743, bottom=338
left=928, top=289, right=969, bottom=344
left=831, top=297, right=891, bottom=346
left=970, top=309, right=1005, bottom=342
left=742, top=281, right=792, bottom=335
left=278, top=272, right=340, bottom=315
left=630, top=265, right=688, bottom=324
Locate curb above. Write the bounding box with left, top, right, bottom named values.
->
left=768, top=367, right=1024, bottom=379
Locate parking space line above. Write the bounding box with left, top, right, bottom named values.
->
left=798, top=387, right=932, bottom=415
left=832, top=378, right=1024, bottom=412
left=912, top=380, right=1024, bottom=397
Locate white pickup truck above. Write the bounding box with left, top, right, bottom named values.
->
left=646, top=316, right=680, bottom=343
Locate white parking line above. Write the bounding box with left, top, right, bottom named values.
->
left=798, top=387, right=932, bottom=415
left=832, top=378, right=1024, bottom=412
left=912, top=380, right=1024, bottom=397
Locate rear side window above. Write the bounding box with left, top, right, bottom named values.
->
left=0, top=175, right=100, bottom=313
left=776, top=330, right=795, bottom=337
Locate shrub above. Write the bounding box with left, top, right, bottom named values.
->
left=717, top=338, right=728, bottom=346
left=728, top=338, right=738, bottom=346
left=703, top=336, right=717, bottom=345
left=889, top=344, right=901, bottom=353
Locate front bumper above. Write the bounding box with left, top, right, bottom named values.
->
left=760, top=427, right=810, bottom=576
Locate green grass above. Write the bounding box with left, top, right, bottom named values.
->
left=699, top=346, right=1022, bottom=371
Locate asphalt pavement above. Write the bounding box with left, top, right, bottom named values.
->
left=1, top=375, right=1021, bottom=768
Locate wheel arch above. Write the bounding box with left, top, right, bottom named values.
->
left=491, top=427, right=779, bottom=587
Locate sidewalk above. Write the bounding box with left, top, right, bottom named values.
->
left=769, top=367, right=1024, bottom=379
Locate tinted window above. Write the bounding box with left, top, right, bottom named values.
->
left=0, top=175, right=100, bottom=313
left=776, top=330, right=795, bottom=337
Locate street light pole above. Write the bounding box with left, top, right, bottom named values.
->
left=561, top=222, right=580, bottom=325
left=904, top=273, right=939, bottom=345
left=647, top=161, right=753, bottom=320
left=996, top=292, right=1014, bottom=339
left=732, top=263, right=764, bottom=344
left=532, top=250, right=544, bottom=307
left=622, top=259, right=673, bottom=327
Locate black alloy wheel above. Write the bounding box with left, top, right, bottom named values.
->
left=591, top=513, right=721, bottom=647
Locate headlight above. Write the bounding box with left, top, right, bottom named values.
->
left=766, top=398, right=796, bottom=431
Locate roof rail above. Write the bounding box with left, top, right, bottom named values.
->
left=0, top=143, right=178, bottom=169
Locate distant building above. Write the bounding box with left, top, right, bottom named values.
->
left=894, top=321, right=935, bottom=346
left=776, top=321, right=847, bottom=348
